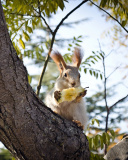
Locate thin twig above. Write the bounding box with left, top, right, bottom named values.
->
left=106, top=64, right=121, bottom=79
left=38, top=0, right=41, bottom=15
left=40, top=15, right=53, bottom=35
left=105, top=49, right=114, bottom=58
left=10, top=12, right=39, bottom=18
left=36, top=0, right=89, bottom=96
left=121, top=82, right=128, bottom=89
left=102, top=54, right=109, bottom=155
left=30, top=4, right=53, bottom=35
left=89, top=0, right=128, bottom=34
left=109, top=94, right=128, bottom=110
left=98, top=40, right=109, bottom=155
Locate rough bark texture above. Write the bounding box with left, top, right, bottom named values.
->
left=0, top=1, right=90, bottom=160
left=105, top=136, right=128, bottom=160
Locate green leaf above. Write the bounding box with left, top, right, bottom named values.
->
left=122, top=20, right=127, bottom=27
left=100, top=0, right=107, bottom=7
left=18, top=38, right=25, bottom=49
left=99, top=135, right=104, bottom=150
left=91, top=118, right=95, bottom=125
left=91, top=60, right=95, bottom=64
left=100, top=53, right=104, bottom=58
left=94, top=135, right=99, bottom=149
left=84, top=68, right=87, bottom=74
left=94, top=57, right=98, bottom=62
left=106, top=132, right=110, bottom=145
left=110, top=130, right=115, bottom=141
left=96, top=73, right=98, bottom=79
left=89, top=138, right=92, bottom=150
left=100, top=74, right=103, bottom=80
left=92, top=51, right=95, bottom=54
left=91, top=138, right=94, bottom=149
left=25, top=20, right=28, bottom=30
left=77, top=40, right=82, bottom=42
left=68, top=44, right=72, bottom=47
left=97, top=55, right=101, bottom=59
left=73, top=36, right=76, bottom=40
left=95, top=119, right=100, bottom=126
left=89, top=70, right=92, bottom=75
left=75, top=43, right=81, bottom=47
left=27, top=26, right=33, bottom=33
left=78, top=35, right=82, bottom=38
left=36, top=51, right=39, bottom=60
left=102, top=132, right=106, bottom=144
left=113, top=0, right=118, bottom=7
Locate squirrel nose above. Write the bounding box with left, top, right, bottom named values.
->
left=71, top=82, right=76, bottom=87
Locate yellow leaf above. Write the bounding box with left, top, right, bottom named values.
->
left=23, top=32, right=30, bottom=41
left=18, top=38, right=25, bottom=49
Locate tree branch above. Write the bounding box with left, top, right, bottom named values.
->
left=89, top=0, right=128, bottom=34
left=36, top=0, right=89, bottom=96
left=109, top=94, right=128, bottom=110
left=29, top=4, right=53, bottom=35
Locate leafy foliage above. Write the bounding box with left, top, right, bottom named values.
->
left=92, top=0, right=128, bottom=27
left=0, top=148, right=14, bottom=160
left=87, top=118, right=118, bottom=159
left=82, top=51, right=104, bottom=80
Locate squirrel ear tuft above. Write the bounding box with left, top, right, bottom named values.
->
left=72, top=48, right=83, bottom=68
left=50, top=51, right=67, bottom=73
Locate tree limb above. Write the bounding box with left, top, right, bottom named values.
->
left=89, top=0, right=128, bottom=34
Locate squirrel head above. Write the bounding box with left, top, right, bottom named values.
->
left=50, top=48, right=83, bottom=90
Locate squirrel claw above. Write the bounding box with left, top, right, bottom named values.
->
left=73, top=120, right=84, bottom=130
left=54, top=91, right=61, bottom=101
left=80, top=90, right=87, bottom=97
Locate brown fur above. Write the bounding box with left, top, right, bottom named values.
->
left=72, top=48, right=83, bottom=68
left=50, top=51, right=67, bottom=73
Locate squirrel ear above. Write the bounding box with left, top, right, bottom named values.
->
left=72, top=48, right=83, bottom=68
left=50, top=51, right=67, bottom=73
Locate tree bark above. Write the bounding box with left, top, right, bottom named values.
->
left=0, top=1, right=90, bottom=160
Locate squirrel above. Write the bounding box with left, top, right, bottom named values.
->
left=45, top=48, right=88, bottom=130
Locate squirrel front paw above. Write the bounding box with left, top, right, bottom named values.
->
left=54, top=91, right=61, bottom=101
left=79, top=90, right=87, bottom=97
left=75, top=90, right=87, bottom=102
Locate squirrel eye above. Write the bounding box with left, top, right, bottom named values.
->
left=64, top=73, right=67, bottom=77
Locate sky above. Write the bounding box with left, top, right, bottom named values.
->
left=0, top=0, right=128, bottom=148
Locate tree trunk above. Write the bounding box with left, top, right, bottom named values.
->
left=0, top=1, right=90, bottom=160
